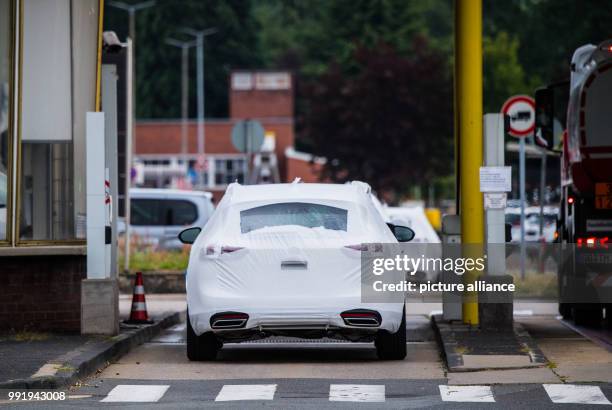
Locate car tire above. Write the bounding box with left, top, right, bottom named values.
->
left=375, top=308, right=407, bottom=360
left=186, top=311, right=221, bottom=361
left=559, top=303, right=572, bottom=320
left=572, top=305, right=603, bottom=328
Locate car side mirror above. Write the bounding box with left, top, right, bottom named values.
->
left=389, top=223, right=415, bottom=242
left=178, top=227, right=202, bottom=244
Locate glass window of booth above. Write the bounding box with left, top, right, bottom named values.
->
left=0, top=0, right=13, bottom=243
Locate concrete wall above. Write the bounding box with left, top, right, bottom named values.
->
left=0, top=256, right=86, bottom=332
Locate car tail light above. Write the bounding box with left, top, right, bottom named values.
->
left=577, top=236, right=609, bottom=248
left=206, top=245, right=245, bottom=255
left=345, top=244, right=368, bottom=251
left=210, top=312, right=249, bottom=329
left=344, top=243, right=383, bottom=252
left=341, top=310, right=382, bottom=327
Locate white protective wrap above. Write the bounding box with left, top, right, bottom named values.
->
left=186, top=182, right=404, bottom=335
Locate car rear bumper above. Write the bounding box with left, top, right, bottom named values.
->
left=188, top=303, right=404, bottom=336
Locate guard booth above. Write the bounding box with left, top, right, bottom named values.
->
left=0, top=0, right=121, bottom=335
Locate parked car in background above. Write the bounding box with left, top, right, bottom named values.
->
left=180, top=181, right=414, bottom=361
left=505, top=205, right=559, bottom=243
left=118, top=188, right=214, bottom=250
left=385, top=206, right=440, bottom=244
left=385, top=206, right=441, bottom=282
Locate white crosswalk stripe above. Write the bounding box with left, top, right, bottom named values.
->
left=100, top=385, right=170, bottom=402
left=215, top=384, right=277, bottom=401
left=543, top=384, right=611, bottom=405
left=94, top=382, right=612, bottom=404
left=438, top=385, right=495, bottom=402
left=329, top=384, right=385, bottom=402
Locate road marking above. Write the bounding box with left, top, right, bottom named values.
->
left=100, top=384, right=169, bottom=402
left=513, top=309, right=533, bottom=316
left=329, top=384, right=385, bottom=402
left=439, top=385, right=495, bottom=402
left=215, top=384, right=277, bottom=401
left=543, top=384, right=611, bottom=405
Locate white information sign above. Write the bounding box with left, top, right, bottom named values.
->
left=480, top=166, right=512, bottom=192
left=231, top=72, right=253, bottom=90
left=484, top=192, right=507, bottom=209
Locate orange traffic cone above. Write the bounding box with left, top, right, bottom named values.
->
left=125, top=272, right=153, bottom=324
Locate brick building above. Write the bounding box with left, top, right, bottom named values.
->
left=134, top=71, right=324, bottom=202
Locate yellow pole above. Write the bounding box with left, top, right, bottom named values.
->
left=455, top=0, right=483, bottom=325
left=95, top=0, right=105, bottom=112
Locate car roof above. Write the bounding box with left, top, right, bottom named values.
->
left=130, top=188, right=212, bottom=199
left=223, top=181, right=372, bottom=205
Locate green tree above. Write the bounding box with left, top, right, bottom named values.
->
left=104, top=0, right=261, bottom=118
left=301, top=40, right=453, bottom=197
left=483, top=31, right=539, bottom=112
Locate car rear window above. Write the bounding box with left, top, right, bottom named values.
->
left=240, top=202, right=348, bottom=234
left=131, top=198, right=198, bottom=226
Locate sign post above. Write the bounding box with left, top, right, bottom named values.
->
left=502, top=95, right=535, bottom=280
left=231, top=120, right=265, bottom=183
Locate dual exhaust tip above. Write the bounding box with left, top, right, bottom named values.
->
left=341, top=309, right=382, bottom=327
left=210, top=312, right=249, bottom=329
left=210, top=309, right=382, bottom=329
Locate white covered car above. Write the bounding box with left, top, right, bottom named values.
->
left=179, top=182, right=415, bottom=361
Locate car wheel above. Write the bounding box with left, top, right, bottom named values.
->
left=572, top=305, right=603, bottom=328
left=559, top=303, right=572, bottom=320
left=375, top=308, right=406, bottom=360
left=186, top=311, right=221, bottom=361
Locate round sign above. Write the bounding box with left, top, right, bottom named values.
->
left=231, top=120, right=265, bottom=153
left=501, top=95, right=535, bottom=138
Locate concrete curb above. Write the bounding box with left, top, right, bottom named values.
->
left=431, top=314, right=548, bottom=372
left=0, top=312, right=181, bottom=390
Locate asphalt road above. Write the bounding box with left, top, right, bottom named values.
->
left=8, top=378, right=612, bottom=409
left=6, top=314, right=612, bottom=409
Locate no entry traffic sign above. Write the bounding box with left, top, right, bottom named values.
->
left=501, top=95, right=535, bottom=138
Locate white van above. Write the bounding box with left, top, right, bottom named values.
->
left=119, top=188, right=214, bottom=250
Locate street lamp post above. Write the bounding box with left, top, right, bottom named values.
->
left=166, top=38, right=196, bottom=179
left=108, top=1, right=154, bottom=273
left=108, top=0, right=156, bottom=155
left=182, top=28, right=217, bottom=189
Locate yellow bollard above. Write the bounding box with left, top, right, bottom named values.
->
left=454, top=0, right=484, bottom=325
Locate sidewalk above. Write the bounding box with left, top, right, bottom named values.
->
left=0, top=295, right=183, bottom=389
left=432, top=314, right=547, bottom=372
left=433, top=313, right=612, bottom=384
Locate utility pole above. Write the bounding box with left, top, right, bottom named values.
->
left=166, top=38, right=196, bottom=172
left=182, top=28, right=217, bottom=189
left=109, top=1, right=155, bottom=273
left=108, top=0, right=155, bottom=155
left=455, top=0, right=483, bottom=325
left=124, top=38, right=134, bottom=274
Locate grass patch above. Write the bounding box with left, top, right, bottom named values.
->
left=454, top=345, right=470, bottom=355
left=119, top=248, right=190, bottom=272
left=510, top=272, right=558, bottom=299
left=56, top=365, right=76, bottom=372
left=11, top=331, right=50, bottom=342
